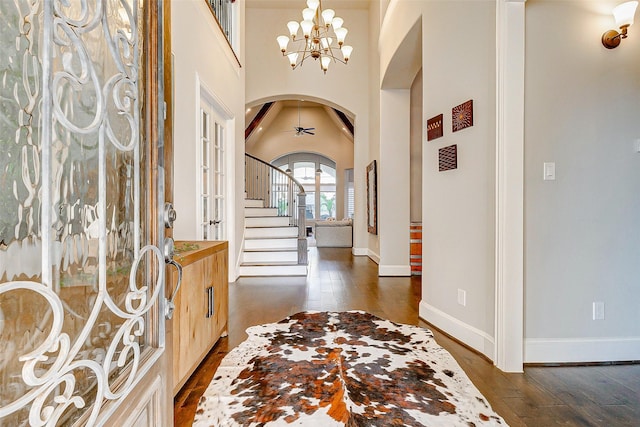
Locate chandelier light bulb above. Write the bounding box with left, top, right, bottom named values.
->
left=341, top=45, right=353, bottom=61
left=287, top=52, right=299, bottom=67
left=277, top=35, right=289, bottom=52
left=334, top=27, right=348, bottom=45
left=307, top=0, right=319, bottom=11
left=321, top=37, right=333, bottom=50
left=302, top=7, right=315, bottom=21
left=321, top=56, right=331, bottom=72
left=301, top=20, right=314, bottom=38
left=322, top=9, right=335, bottom=26
left=332, top=17, right=343, bottom=29
left=287, top=21, right=300, bottom=38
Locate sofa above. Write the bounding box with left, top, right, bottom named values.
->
left=314, top=219, right=353, bottom=247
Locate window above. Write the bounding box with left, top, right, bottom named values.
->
left=319, top=164, right=337, bottom=219
left=345, top=169, right=354, bottom=219
left=274, top=153, right=340, bottom=220
left=200, top=109, right=211, bottom=239
left=199, top=91, right=227, bottom=241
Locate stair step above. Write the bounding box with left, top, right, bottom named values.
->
left=239, top=263, right=308, bottom=277
left=245, top=207, right=278, bottom=217
left=243, top=247, right=299, bottom=252
left=245, top=226, right=298, bottom=239
left=245, top=237, right=297, bottom=250
left=245, top=199, right=264, bottom=208
left=246, top=216, right=291, bottom=227
left=243, top=250, right=298, bottom=263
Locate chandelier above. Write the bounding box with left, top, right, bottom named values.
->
left=276, top=0, right=353, bottom=74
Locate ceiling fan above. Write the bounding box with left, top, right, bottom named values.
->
left=291, top=101, right=315, bottom=136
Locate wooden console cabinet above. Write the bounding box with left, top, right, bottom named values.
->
left=171, top=241, right=228, bottom=394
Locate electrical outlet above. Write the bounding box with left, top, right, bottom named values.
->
left=593, top=302, right=605, bottom=320
left=457, top=289, right=466, bottom=307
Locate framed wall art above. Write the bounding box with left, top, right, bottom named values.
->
left=452, top=99, right=473, bottom=132
left=427, top=114, right=443, bottom=141
left=439, top=145, right=458, bottom=171
left=366, top=160, right=377, bottom=234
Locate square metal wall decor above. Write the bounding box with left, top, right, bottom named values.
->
left=427, top=114, right=443, bottom=141
left=452, top=100, right=473, bottom=132
left=439, top=144, right=458, bottom=171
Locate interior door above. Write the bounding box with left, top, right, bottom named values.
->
left=0, top=1, right=172, bottom=425
left=199, top=95, right=226, bottom=241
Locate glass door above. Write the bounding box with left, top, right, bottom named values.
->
left=0, top=1, right=170, bottom=425
left=199, top=95, right=226, bottom=241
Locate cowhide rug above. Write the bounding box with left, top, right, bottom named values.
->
left=193, top=311, right=507, bottom=426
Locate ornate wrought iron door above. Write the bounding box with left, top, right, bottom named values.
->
left=0, top=0, right=168, bottom=425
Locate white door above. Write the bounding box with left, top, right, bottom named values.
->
left=199, top=96, right=226, bottom=241
left=0, top=1, right=172, bottom=425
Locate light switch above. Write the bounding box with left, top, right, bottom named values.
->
left=543, top=162, right=555, bottom=181
left=635, top=139, right=640, bottom=153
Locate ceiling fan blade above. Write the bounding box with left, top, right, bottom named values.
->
left=304, top=131, right=315, bottom=135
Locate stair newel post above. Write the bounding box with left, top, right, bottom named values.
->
left=297, top=191, right=308, bottom=265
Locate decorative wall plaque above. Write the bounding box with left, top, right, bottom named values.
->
left=452, top=100, right=473, bottom=132
left=439, top=145, right=458, bottom=171
left=427, top=114, right=443, bottom=141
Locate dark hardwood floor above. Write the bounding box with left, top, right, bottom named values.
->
left=174, top=247, right=640, bottom=426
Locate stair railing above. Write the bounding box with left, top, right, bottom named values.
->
left=245, top=153, right=308, bottom=265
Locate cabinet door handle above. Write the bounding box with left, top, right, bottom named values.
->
left=206, top=286, right=214, bottom=318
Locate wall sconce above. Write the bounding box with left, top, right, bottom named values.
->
left=602, top=1, right=638, bottom=48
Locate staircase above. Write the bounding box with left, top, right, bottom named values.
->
left=240, top=154, right=308, bottom=276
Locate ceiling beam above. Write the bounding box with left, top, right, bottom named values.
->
left=245, top=102, right=274, bottom=140
left=333, top=108, right=354, bottom=137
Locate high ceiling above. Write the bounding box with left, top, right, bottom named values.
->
left=245, top=100, right=354, bottom=143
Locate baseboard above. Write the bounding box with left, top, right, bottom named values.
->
left=367, top=249, right=380, bottom=264
left=378, top=264, right=411, bottom=276
left=419, top=301, right=495, bottom=361
left=525, top=337, right=640, bottom=364
left=352, top=247, right=368, bottom=256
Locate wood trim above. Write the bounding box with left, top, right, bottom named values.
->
left=333, top=107, right=354, bottom=136
left=164, top=0, right=174, bottom=209
left=174, top=240, right=229, bottom=266
left=245, top=102, right=274, bottom=140
left=145, top=0, right=162, bottom=348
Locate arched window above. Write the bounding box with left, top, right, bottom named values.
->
left=273, top=153, right=337, bottom=220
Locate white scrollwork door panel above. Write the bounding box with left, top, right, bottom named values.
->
left=0, top=1, right=169, bottom=426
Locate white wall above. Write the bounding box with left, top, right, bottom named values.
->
left=410, top=70, right=423, bottom=222
left=379, top=89, right=411, bottom=275
left=171, top=0, right=246, bottom=280
left=367, top=1, right=381, bottom=261
left=245, top=3, right=371, bottom=257
left=524, top=0, right=640, bottom=363
left=380, top=1, right=497, bottom=358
